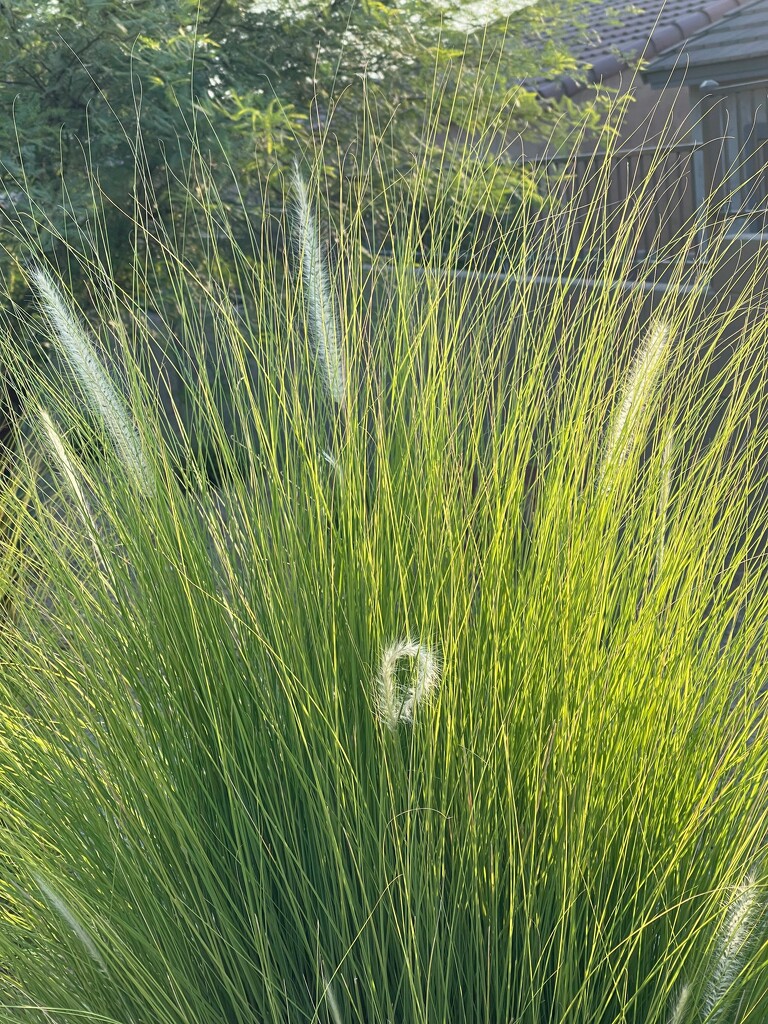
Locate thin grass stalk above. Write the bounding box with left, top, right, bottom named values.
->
left=655, top=428, right=674, bottom=580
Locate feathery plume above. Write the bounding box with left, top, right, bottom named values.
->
left=39, top=410, right=90, bottom=514
left=39, top=409, right=103, bottom=563
left=33, top=873, right=106, bottom=972
left=668, top=983, right=690, bottom=1024
left=602, top=319, right=672, bottom=481
left=375, top=638, right=441, bottom=729
left=702, top=870, right=763, bottom=1021
left=321, top=447, right=345, bottom=491
left=320, top=962, right=344, bottom=1024
left=31, top=268, right=154, bottom=493
left=291, top=167, right=345, bottom=405
left=321, top=449, right=339, bottom=472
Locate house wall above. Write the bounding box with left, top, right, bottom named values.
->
left=513, top=73, right=697, bottom=161
left=605, top=75, right=695, bottom=150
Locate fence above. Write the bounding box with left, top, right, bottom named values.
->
left=526, top=142, right=705, bottom=267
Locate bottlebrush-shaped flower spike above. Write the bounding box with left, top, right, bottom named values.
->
left=702, top=869, right=763, bottom=1022
left=32, top=268, right=154, bottom=494
left=602, top=318, right=672, bottom=481
left=291, top=167, right=345, bottom=405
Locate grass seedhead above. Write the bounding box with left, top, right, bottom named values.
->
left=31, top=267, right=154, bottom=494
left=702, top=871, right=764, bottom=1022
left=291, top=166, right=345, bottom=407
left=375, top=639, right=441, bottom=729
left=602, top=318, right=673, bottom=484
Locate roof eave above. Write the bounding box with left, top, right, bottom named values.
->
left=643, top=54, right=768, bottom=88
left=540, top=0, right=749, bottom=100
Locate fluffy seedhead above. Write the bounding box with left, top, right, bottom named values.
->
left=375, top=638, right=441, bottom=729
left=32, top=268, right=154, bottom=494
left=39, top=410, right=89, bottom=511
left=38, top=408, right=104, bottom=564
left=602, top=318, right=672, bottom=482
left=668, top=982, right=690, bottom=1024
left=320, top=962, right=343, bottom=1024
left=321, top=447, right=345, bottom=492
left=291, top=167, right=345, bottom=406
left=33, top=873, right=106, bottom=972
left=702, top=870, right=763, bottom=1021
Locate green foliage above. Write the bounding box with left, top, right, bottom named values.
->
left=0, top=0, right=219, bottom=286
left=0, top=0, right=611, bottom=287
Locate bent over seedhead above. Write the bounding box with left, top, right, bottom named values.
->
left=374, top=638, right=441, bottom=729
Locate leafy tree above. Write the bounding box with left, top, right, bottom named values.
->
left=0, top=0, right=607, bottom=282
left=0, top=1, right=219, bottom=282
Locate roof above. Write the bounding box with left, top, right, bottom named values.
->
left=643, top=0, right=768, bottom=85
left=537, top=0, right=751, bottom=98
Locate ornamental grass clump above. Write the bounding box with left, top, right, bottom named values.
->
left=0, top=82, right=767, bottom=1024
